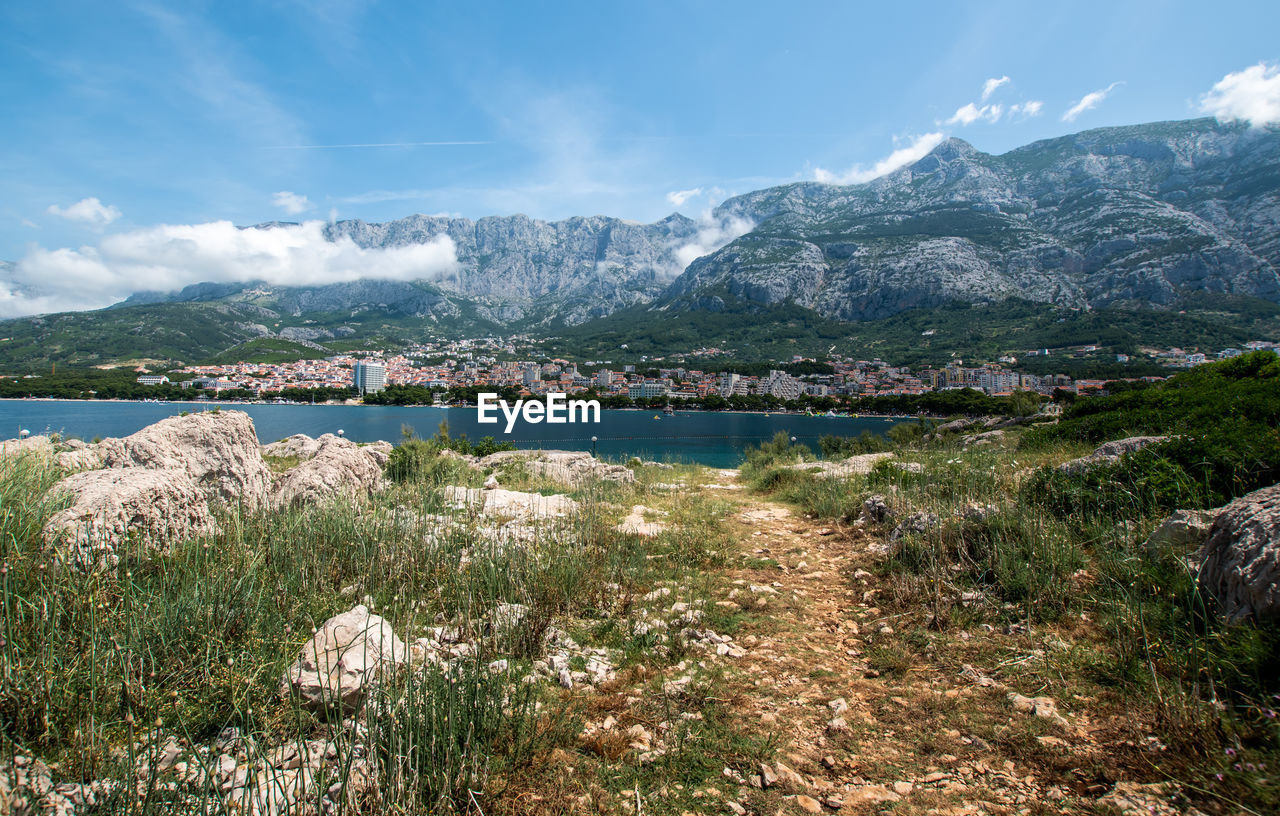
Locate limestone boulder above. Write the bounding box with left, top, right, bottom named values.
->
left=0, top=435, right=54, bottom=460
left=273, top=434, right=385, bottom=508
left=282, top=604, right=406, bottom=715
left=1057, top=435, right=1167, bottom=475
left=44, top=468, right=218, bottom=569
left=261, top=434, right=323, bottom=461
left=1145, top=509, right=1219, bottom=551
left=96, top=411, right=272, bottom=507
left=478, top=449, right=635, bottom=485
left=962, top=429, right=1006, bottom=448
left=783, top=452, right=894, bottom=479
left=616, top=505, right=665, bottom=536
left=55, top=446, right=103, bottom=472
left=1197, top=484, right=1280, bottom=621
left=362, top=440, right=393, bottom=468
left=442, top=486, right=579, bottom=518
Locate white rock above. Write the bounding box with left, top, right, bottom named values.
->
left=44, top=468, right=218, bottom=569
left=1198, top=483, right=1280, bottom=621
left=96, top=410, right=273, bottom=508
left=282, top=605, right=406, bottom=715
left=273, top=434, right=385, bottom=508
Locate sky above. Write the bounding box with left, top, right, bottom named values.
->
left=2, top=0, right=1279, bottom=316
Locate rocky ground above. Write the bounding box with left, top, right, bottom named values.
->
left=0, top=416, right=1264, bottom=815
left=534, top=470, right=1194, bottom=816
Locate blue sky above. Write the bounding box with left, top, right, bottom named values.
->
left=2, top=0, right=1279, bottom=315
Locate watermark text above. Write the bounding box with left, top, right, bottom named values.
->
left=476, top=393, right=601, bottom=434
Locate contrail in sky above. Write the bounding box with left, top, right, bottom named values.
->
left=263, top=141, right=493, bottom=149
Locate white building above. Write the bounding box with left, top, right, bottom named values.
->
left=628, top=382, right=668, bottom=399
left=353, top=360, right=387, bottom=394
left=760, top=370, right=802, bottom=400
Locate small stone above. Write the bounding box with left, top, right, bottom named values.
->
left=760, top=763, right=779, bottom=788
left=795, top=794, right=823, bottom=814
left=891, top=781, right=913, bottom=796
left=844, top=785, right=900, bottom=805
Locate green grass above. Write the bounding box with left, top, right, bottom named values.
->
left=744, top=413, right=1280, bottom=813
left=0, top=445, right=751, bottom=814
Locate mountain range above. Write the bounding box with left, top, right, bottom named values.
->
left=2, top=117, right=1278, bottom=368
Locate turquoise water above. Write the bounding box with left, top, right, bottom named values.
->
left=0, top=400, right=907, bottom=467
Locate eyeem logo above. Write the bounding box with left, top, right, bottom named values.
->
left=476, top=393, right=601, bottom=434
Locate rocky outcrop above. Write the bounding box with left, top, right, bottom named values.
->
left=477, top=449, right=635, bottom=485
left=784, top=452, right=894, bottom=479
left=55, top=439, right=102, bottom=472
left=962, top=429, right=1006, bottom=448
left=260, top=433, right=323, bottom=461
left=362, top=440, right=393, bottom=468
left=616, top=505, right=665, bottom=537
left=1197, top=484, right=1280, bottom=621
left=0, top=435, right=54, bottom=460
left=1145, top=509, right=1219, bottom=551
left=272, top=434, right=385, bottom=508
left=44, top=469, right=218, bottom=569
left=281, top=604, right=406, bottom=715
left=95, top=411, right=272, bottom=507
left=1057, top=436, right=1168, bottom=474
left=442, top=486, right=579, bottom=518
left=264, top=433, right=392, bottom=469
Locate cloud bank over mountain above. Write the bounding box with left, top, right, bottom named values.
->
left=0, top=221, right=457, bottom=318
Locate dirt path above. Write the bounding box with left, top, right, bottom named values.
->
left=698, top=473, right=1148, bottom=816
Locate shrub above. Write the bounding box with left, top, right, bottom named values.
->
left=818, top=431, right=890, bottom=458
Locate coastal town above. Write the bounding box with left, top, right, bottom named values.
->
left=158, top=336, right=1280, bottom=402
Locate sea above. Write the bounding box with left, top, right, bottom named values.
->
left=0, top=400, right=908, bottom=468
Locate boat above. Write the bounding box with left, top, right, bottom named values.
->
left=663, top=405, right=674, bottom=416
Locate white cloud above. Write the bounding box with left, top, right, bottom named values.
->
left=1063, top=82, right=1122, bottom=122
left=670, top=212, right=755, bottom=273
left=0, top=220, right=458, bottom=318
left=813, top=132, right=947, bottom=185
left=45, top=197, right=122, bottom=228
left=947, top=102, right=1003, bottom=126
left=1010, top=100, right=1043, bottom=118
left=982, top=75, right=1010, bottom=101
left=272, top=191, right=311, bottom=215
left=1199, top=62, right=1280, bottom=126
left=666, top=188, right=702, bottom=207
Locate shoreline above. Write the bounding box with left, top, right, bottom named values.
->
left=0, top=397, right=919, bottom=420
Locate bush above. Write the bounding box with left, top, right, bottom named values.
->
left=386, top=438, right=440, bottom=483
left=818, top=431, right=889, bottom=458
left=1021, top=447, right=1206, bottom=519
left=741, top=431, right=811, bottom=474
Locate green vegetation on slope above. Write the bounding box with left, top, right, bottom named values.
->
left=1023, top=350, right=1280, bottom=510
left=552, top=293, right=1280, bottom=369
left=198, top=337, right=332, bottom=365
